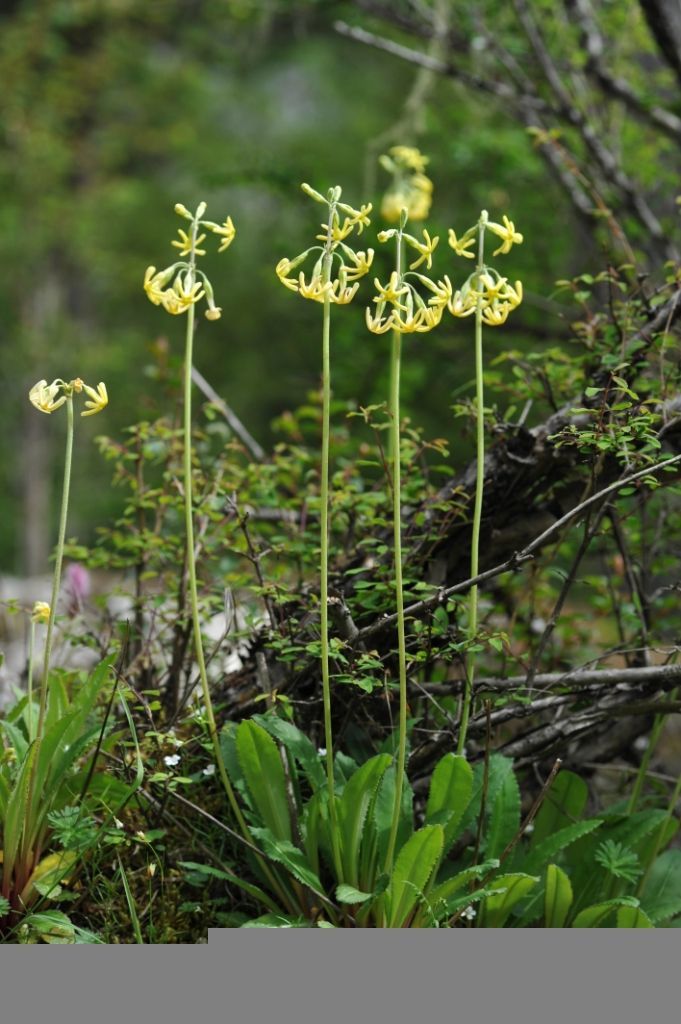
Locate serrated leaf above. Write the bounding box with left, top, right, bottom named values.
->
left=250, top=827, right=325, bottom=898
left=425, top=753, right=473, bottom=852
left=532, top=771, right=587, bottom=846
left=617, top=905, right=654, bottom=928
left=484, top=768, right=521, bottom=861
left=337, top=754, right=391, bottom=887
left=386, top=824, right=445, bottom=928
left=253, top=714, right=325, bottom=792
left=639, top=850, right=681, bottom=924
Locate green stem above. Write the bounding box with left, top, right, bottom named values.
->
left=385, top=233, right=407, bottom=876
left=320, top=246, right=343, bottom=882
left=37, top=393, right=74, bottom=740
left=182, top=218, right=287, bottom=906
left=27, top=621, right=35, bottom=742
left=458, top=211, right=487, bottom=757
left=628, top=703, right=670, bottom=815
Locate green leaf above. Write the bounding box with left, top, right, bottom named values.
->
left=386, top=824, right=445, bottom=928
left=250, top=827, right=325, bottom=898
left=616, top=905, right=654, bottom=928
left=516, top=819, right=603, bottom=876
left=2, top=741, right=39, bottom=882
left=336, top=883, right=374, bottom=904
left=337, top=753, right=391, bottom=887
left=484, top=767, right=521, bottom=861
left=241, top=914, right=310, bottom=929
left=482, top=874, right=539, bottom=928
left=253, top=714, right=325, bottom=792
left=532, top=771, right=588, bottom=846
left=425, top=754, right=473, bottom=852
left=418, top=860, right=500, bottom=926
left=639, top=850, right=681, bottom=924
left=371, top=765, right=413, bottom=874
left=572, top=897, right=639, bottom=928
left=236, top=720, right=291, bottom=842
left=178, top=860, right=282, bottom=915
left=544, top=864, right=573, bottom=928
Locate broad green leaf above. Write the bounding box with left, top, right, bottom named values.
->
left=617, top=905, right=654, bottom=928
left=336, top=883, right=374, bottom=904
left=483, top=873, right=539, bottom=928
left=457, top=754, right=515, bottom=839
left=337, top=753, right=391, bottom=887
left=241, top=914, right=309, bottom=929
left=236, top=720, right=291, bottom=842
left=484, top=767, right=521, bottom=861
left=386, top=824, right=444, bottom=928
left=544, top=864, right=572, bottom=928
left=253, top=713, right=325, bottom=792
left=425, top=753, right=473, bottom=851
left=23, top=909, right=76, bottom=944
left=532, top=771, right=587, bottom=846
left=370, top=765, right=414, bottom=874
left=250, top=827, right=325, bottom=898
left=639, top=849, right=681, bottom=924
left=572, top=897, right=639, bottom=928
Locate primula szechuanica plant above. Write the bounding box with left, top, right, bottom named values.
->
left=142, top=201, right=255, bottom=837
left=0, top=376, right=114, bottom=933
left=276, top=183, right=373, bottom=880
left=448, top=211, right=523, bottom=754
left=366, top=203, right=451, bottom=876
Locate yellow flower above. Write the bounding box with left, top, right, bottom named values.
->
left=390, top=146, right=429, bottom=173
left=29, top=379, right=66, bottom=414
left=366, top=306, right=395, bottom=334
left=298, top=273, right=332, bottom=302
left=172, top=229, right=206, bottom=257
left=275, top=257, right=300, bottom=293
left=329, top=279, right=360, bottom=305
left=448, top=286, right=479, bottom=318
left=340, top=248, right=374, bottom=282
left=81, top=381, right=108, bottom=417
left=487, top=214, right=523, bottom=256
left=31, top=601, right=50, bottom=624
left=417, top=274, right=453, bottom=309
left=161, top=274, right=205, bottom=315
left=144, top=266, right=173, bottom=306
left=392, top=305, right=442, bottom=333
left=407, top=229, right=439, bottom=271
left=205, top=304, right=222, bottom=321
left=206, top=216, right=236, bottom=252
left=448, top=228, right=476, bottom=260
left=482, top=302, right=514, bottom=326
left=344, top=202, right=372, bottom=234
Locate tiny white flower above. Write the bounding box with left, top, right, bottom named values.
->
left=114, top=817, right=124, bottom=830
left=163, top=754, right=181, bottom=768
left=462, top=905, right=476, bottom=921
left=202, top=764, right=216, bottom=777
left=318, top=747, right=327, bottom=757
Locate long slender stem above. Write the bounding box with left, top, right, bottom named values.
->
left=37, top=393, right=74, bottom=740
left=320, top=244, right=343, bottom=882
left=385, top=233, right=407, bottom=876
left=181, top=241, right=250, bottom=835
left=27, top=621, right=35, bottom=742
left=182, top=219, right=287, bottom=905
left=458, top=212, right=487, bottom=756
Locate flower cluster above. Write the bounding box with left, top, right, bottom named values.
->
left=448, top=211, right=523, bottom=326
left=379, top=146, right=434, bottom=223
left=144, top=201, right=235, bottom=320
left=366, top=222, right=451, bottom=335
left=276, top=183, right=373, bottom=305
left=29, top=378, right=108, bottom=417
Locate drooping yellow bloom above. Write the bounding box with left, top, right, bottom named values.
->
left=379, top=146, right=433, bottom=223
left=31, top=601, right=51, bottom=624
left=29, top=380, right=66, bottom=414
left=448, top=285, right=479, bottom=318
left=144, top=266, right=173, bottom=306
left=205, top=216, right=236, bottom=252
left=297, top=273, right=333, bottom=302
left=340, top=248, right=374, bottom=282
left=389, top=146, right=429, bottom=173
left=172, top=229, right=207, bottom=257
left=162, top=274, right=205, bottom=315
left=406, top=229, right=439, bottom=271
left=487, top=214, right=524, bottom=256
left=81, top=381, right=108, bottom=417
left=448, top=228, right=476, bottom=260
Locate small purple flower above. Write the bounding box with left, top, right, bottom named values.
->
left=65, top=562, right=91, bottom=614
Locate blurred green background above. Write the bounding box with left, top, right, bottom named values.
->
left=1, top=0, right=673, bottom=573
